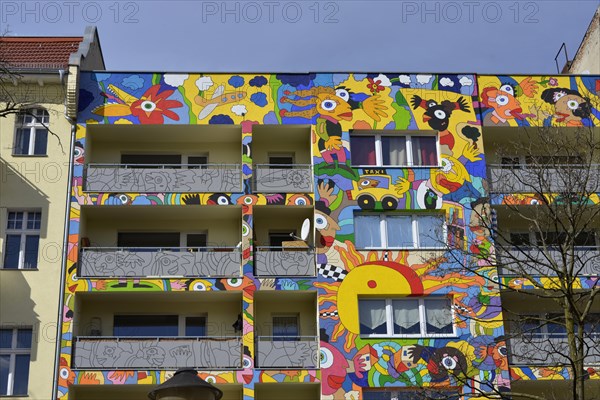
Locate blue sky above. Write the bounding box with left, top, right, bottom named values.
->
left=2, top=0, right=599, bottom=73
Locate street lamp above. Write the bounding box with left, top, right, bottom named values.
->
left=148, top=368, right=223, bottom=400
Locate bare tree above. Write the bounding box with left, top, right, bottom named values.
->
left=441, top=124, right=600, bottom=400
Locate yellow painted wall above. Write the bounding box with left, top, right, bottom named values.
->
left=0, top=82, right=72, bottom=399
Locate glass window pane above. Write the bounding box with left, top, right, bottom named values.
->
left=7, top=212, right=24, bottom=230
left=3, top=235, right=22, bottom=269
left=425, top=299, right=453, bottom=334
left=273, top=316, right=299, bottom=340
left=412, top=136, right=438, bottom=166
left=417, top=215, right=444, bottom=248
left=14, top=129, right=30, bottom=155
left=13, top=354, right=30, bottom=395
left=355, top=215, right=382, bottom=248
left=359, top=300, right=387, bottom=335
left=382, top=136, right=407, bottom=165
left=0, top=355, right=10, bottom=395
left=351, top=136, right=376, bottom=165
left=113, top=315, right=178, bottom=336
left=185, top=317, right=206, bottom=336
left=16, top=329, right=32, bottom=349
left=386, top=216, right=413, bottom=248
left=33, top=129, right=47, bottom=155
left=392, top=300, right=420, bottom=334
left=27, top=212, right=41, bottom=230
left=24, top=236, right=39, bottom=269
left=0, top=330, right=12, bottom=349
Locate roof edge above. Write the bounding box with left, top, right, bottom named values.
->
left=69, top=26, right=105, bottom=70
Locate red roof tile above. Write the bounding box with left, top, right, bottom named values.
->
left=0, top=37, right=83, bottom=69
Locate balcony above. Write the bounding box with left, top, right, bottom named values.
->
left=507, top=335, right=600, bottom=366
left=84, top=124, right=242, bottom=193
left=85, top=163, right=242, bottom=193
left=488, top=164, right=600, bottom=193
left=255, top=336, right=319, bottom=369
left=255, top=383, right=320, bottom=400
left=254, top=164, right=313, bottom=193
left=253, top=206, right=315, bottom=277
left=79, top=246, right=241, bottom=278
left=70, top=384, right=243, bottom=400
left=79, top=206, right=242, bottom=278
left=254, top=291, right=318, bottom=369
left=252, top=125, right=312, bottom=193
left=73, top=291, right=243, bottom=370
left=73, top=336, right=242, bottom=369
left=497, top=246, right=600, bottom=277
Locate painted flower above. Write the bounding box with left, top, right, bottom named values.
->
left=130, top=85, right=182, bottom=124
left=548, top=77, right=558, bottom=86
left=367, top=78, right=384, bottom=94
left=286, top=170, right=308, bottom=187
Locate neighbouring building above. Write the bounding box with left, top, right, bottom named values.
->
left=49, top=70, right=599, bottom=400
left=568, top=5, right=600, bottom=74
left=0, top=27, right=104, bottom=399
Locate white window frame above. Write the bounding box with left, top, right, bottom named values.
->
left=359, top=297, right=455, bottom=339
left=12, top=109, right=49, bottom=156
left=0, top=327, right=32, bottom=396
left=355, top=213, right=446, bottom=250
left=350, top=132, right=440, bottom=167
left=112, top=314, right=207, bottom=337
left=2, top=210, right=41, bottom=269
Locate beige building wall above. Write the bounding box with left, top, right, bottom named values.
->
left=0, top=83, right=72, bottom=399
left=570, top=6, right=600, bottom=74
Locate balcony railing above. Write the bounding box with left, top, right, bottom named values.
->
left=497, top=246, right=600, bottom=277
left=254, top=164, right=313, bottom=193
left=72, top=336, right=243, bottom=369
left=255, top=336, right=319, bottom=368
left=84, top=163, right=243, bottom=193
left=79, top=247, right=242, bottom=278
left=254, top=246, right=315, bottom=277
left=508, top=335, right=600, bottom=366
left=488, top=164, right=600, bottom=193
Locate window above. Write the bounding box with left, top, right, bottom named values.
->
left=13, top=109, right=49, bottom=156
left=509, top=231, right=598, bottom=248
left=519, top=313, right=600, bottom=339
left=0, top=328, right=32, bottom=396
left=354, top=213, right=445, bottom=249
left=359, top=298, right=454, bottom=337
left=2, top=211, right=41, bottom=269
left=272, top=315, right=299, bottom=341
left=363, top=389, right=459, bottom=400
left=187, top=155, right=208, bottom=169
left=186, top=233, right=207, bottom=251
left=117, top=232, right=180, bottom=250
left=121, top=154, right=182, bottom=168
left=113, top=315, right=206, bottom=337
left=269, top=231, right=295, bottom=249
left=269, top=154, right=294, bottom=169
left=350, top=133, right=438, bottom=167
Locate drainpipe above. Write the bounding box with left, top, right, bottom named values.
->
left=50, top=69, right=77, bottom=400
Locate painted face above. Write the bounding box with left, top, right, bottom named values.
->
left=482, top=85, right=524, bottom=120
left=555, top=94, right=592, bottom=121
left=58, top=357, right=75, bottom=388
left=316, top=93, right=353, bottom=121
left=430, top=156, right=470, bottom=195
left=320, top=341, right=349, bottom=395
left=314, top=211, right=341, bottom=254
left=337, top=261, right=424, bottom=335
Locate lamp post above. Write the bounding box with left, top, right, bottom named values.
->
left=148, top=368, right=223, bottom=400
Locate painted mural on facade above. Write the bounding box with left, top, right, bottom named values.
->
left=57, top=72, right=600, bottom=399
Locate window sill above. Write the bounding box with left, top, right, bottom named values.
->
left=0, top=268, right=39, bottom=272
left=360, top=333, right=457, bottom=339
left=10, top=155, right=48, bottom=158
left=355, top=247, right=446, bottom=251
left=351, top=164, right=441, bottom=169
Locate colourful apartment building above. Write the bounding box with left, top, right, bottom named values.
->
left=40, top=70, right=598, bottom=400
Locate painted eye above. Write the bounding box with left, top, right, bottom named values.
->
left=74, top=148, right=83, bottom=157
left=360, top=180, right=370, bottom=186
left=295, top=197, right=307, bottom=205
left=242, top=222, right=250, bottom=237
left=315, top=214, right=328, bottom=230
left=321, top=100, right=337, bottom=111
left=320, top=347, right=334, bottom=368
left=118, top=194, right=129, bottom=204
left=140, top=101, right=156, bottom=112
left=500, top=84, right=514, bottom=95
left=60, top=367, right=70, bottom=379
left=441, top=158, right=453, bottom=173
left=192, top=281, right=207, bottom=291
left=567, top=100, right=579, bottom=110
left=434, top=109, right=446, bottom=119
left=498, top=345, right=507, bottom=357
left=243, top=355, right=252, bottom=368
left=554, top=91, right=566, bottom=101
left=529, top=199, right=540, bottom=205
left=243, top=196, right=254, bottom=205
left=441, top=356, right=457, bottom=370
left=227, top=278, right=243, bottom=287
left=495, top=95, right=509, bottom=106
left=335, top=88, right=349, bottom=102
left=217, top=196, right=229, bottom=205
left=205, top=375, right=217, bottom=384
